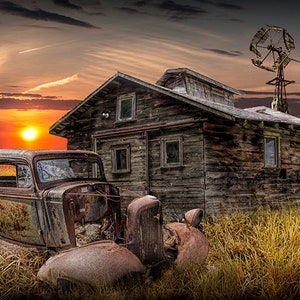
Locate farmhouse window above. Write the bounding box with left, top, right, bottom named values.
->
left=111, top=144, right=131, bottom=173
left=116, top=93, right=136, bottom=121
left=161, top=136, right=183, bottom=167
left=264, top=135, right=280, bottom=167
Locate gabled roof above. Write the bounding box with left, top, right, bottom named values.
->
left=50, top=70, right=300, bottom=136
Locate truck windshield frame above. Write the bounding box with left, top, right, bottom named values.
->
left=35, top=156, right=105, bottom=187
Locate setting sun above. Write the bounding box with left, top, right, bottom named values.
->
left=21, top=128, right=38, bottom=141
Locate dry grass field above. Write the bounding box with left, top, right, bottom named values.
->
left=1, top=203, right=300, bottom=299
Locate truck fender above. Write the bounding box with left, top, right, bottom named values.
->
left=37, top=240, right=146, bottom=288
left=164, top=222, right=209, bottom=268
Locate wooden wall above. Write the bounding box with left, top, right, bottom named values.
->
left=64, top=78, right=300, bottom=217
left=203, top=117, right=300, bottom=215
left=95, top=133, right=148, bottom=208
left=147, top=126, right=205, bottom=218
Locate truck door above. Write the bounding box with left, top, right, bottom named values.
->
left=0, top=162, right=45, bottom=246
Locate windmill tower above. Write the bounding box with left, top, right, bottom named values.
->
left=249, top=25, right=299, bottom=113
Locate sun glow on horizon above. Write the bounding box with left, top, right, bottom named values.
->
left=21, top=128, right=38, bottom=141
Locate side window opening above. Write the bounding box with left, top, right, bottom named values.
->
left=0, top=163, right=32, bottom=188
left=111, top=145, right=131, bottom=173
left=161, top=136, right=183, bottom=167
left=264, top=135, right=280, bottom=167
left=0, top=164, right=16, bottom=187
left=116, top=93, right=136, bottom=122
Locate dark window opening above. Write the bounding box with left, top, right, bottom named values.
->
left=112, top=145, right=131, bottom=173
left=161, top=136, right=183, bottom=167
left=117, top=93, right=136, bottom=122
left=116, top=149, right=127, bottom=170
left=166, top=140, right=180, bottom=164
left=120, top=98, right=132, bottom=119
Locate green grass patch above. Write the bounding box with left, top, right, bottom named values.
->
left=1, top=204, right=300, bottom=299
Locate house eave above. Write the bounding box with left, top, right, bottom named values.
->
left=50, top=71, right=300, bottom=138
left=49, top=71, right=238, bottom=137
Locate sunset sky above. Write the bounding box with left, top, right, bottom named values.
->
left=1, top=0, right=300, bottom=149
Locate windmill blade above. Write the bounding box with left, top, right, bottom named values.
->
left=283, top=30, right=295, bottom=51
left=249, top=44, right=261, bottom=57
left=251, top=27, right=269, bottom=46
left=249, top=27, right=269, bottom=57
left=251, top=59, right=275, bottom=72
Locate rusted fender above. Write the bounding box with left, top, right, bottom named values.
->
left=164, top=222, right=209, bottom=268
left=184, top=208, right=204, bottom=228
left=37, top=241, right=146, bottom=287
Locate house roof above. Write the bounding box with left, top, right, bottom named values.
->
left=50, top=70, right=300, bottom=136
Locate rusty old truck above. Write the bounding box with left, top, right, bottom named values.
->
left=0, top=149, right=209, bottom=288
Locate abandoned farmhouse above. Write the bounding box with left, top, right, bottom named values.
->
left=50, top=68, right=300, bottom=215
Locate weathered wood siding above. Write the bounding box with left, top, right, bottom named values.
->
left=185, top=76, right=234, bottom=106
left=63, top=75, right=300, bottom=217
left=148, top=126, right=205, bottom=217
left=160, top=73, right=234, bottom=106
left=203, top=118, right=300, bottom=215
left=95, top=133, right=147, bottom=207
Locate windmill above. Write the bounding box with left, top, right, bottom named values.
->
left=249, top=25, right=300, bottom=113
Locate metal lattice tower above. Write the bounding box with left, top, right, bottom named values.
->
left=250, top=25, right=299, bottom=113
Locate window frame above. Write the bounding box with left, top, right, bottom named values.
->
left=0, top=162, right=33, bottom=189
left=116, top=92, right=136, bottom=122
left=161, top=136, right=183, bottom=168
left=264, top=132, right=280, bottom=168
left=111, top=144, right=131, bottom=174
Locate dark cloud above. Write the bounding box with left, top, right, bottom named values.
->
left=0, top=97, right=80, bottom=110
left=194, top=0, right=214, bottom=3
left=0, top=1, right=98, bottom=28
left=157, top=0, right=206, bottom=14
left=203, top=48, right=243, bottom=57
left=23, top=24, right=64, bottom=31
left=227, top=18, right=243, bottom=22
left=155, top=0, right=207, bottom=20
left=216, top=2, right=244, bottom=10
left=53, top=0, right=82, bottom=10
left=132, top=1, right=148, bottom=7
left=117, top=7, right=151, bottom=15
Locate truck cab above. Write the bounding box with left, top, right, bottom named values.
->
left=0, top=149, right=120, bottom=249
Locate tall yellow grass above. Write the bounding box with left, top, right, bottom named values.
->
left=1, top=204, right=299, bottom=299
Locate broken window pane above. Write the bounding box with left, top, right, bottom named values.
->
left=17, top=165, right=33, bottom=188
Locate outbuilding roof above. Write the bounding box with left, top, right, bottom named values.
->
left=156, top=67, right=244, bottom=96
